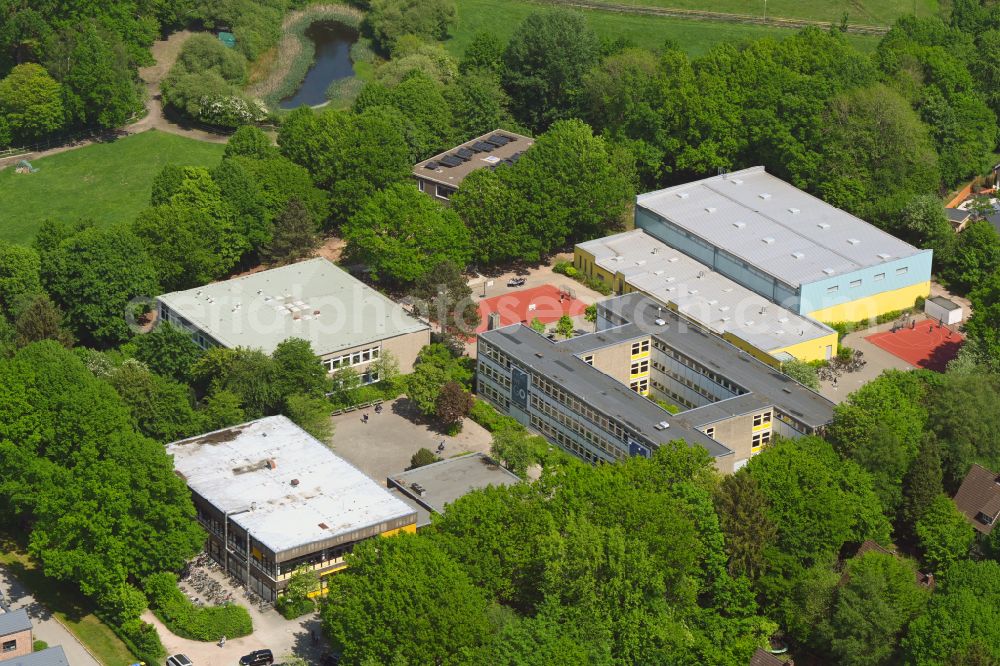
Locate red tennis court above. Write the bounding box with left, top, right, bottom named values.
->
left=476, top=285, right=588, bottom=333
left=865, top=318, right=965, bottom=372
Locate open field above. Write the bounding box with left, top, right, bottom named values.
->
left=448, top=0, right=883, bottom=58
left=572, top=0, right=940, bottom=26
left=0, top=130, right=226, bottom=245
left=0, top=538, right=137, bottom=665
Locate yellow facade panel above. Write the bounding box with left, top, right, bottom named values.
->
left=806, top=282, right=931, bottom=324
left=770, top=331, right=840, bottom=364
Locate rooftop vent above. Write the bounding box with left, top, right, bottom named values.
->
left=788, top=207, right=800, bottom=214
left=266, top=459, right=276, bottom=470
left=654, top=318, right=666, bottom=326
left=676, top=192, right=689, bottom=199
left=668, top=257, right=679, bottom=262
left=705, top=207, right=717, bottom=213
left=847, top=238, right=860, bottom=245
left=654, top=421, right=670, bottom=430
left=817, top=223, right=831, bottom=230
left=759, top=193, right=771, bottom=200
left=778, top=316, right=789, bottom=323
left=719, top=305, right=730, bottom=312
left=731, top=178, right=743, bottom=185
left=733, top=221, right=746, bottom=229
left=689, top=289, right=699, bottom=295
left=823, top=268, right=836, bottom=276
left=762, top=237, right=775, bottom=244
left=534, top=352, right=544, bottom=358
left=291, top=479, right=300, bottom=487
left=653, top=270, right=664, bottom=276
left=877, top=253, right=891, bottom=260
left=318, top=522, right=329, bottom=529
left=791, top=251, right=805, bottom=259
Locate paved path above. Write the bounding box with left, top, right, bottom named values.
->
left=0, top=566, right=100, bottom=666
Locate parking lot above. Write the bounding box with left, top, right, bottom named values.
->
left=329, top=398, right=494, bottom=483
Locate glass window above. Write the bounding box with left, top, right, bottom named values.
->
left=583, top=355, right=593, bottom=366
left=896, top=266, right=908, bottom=275
left=850, top=279, right=862, bottom=288
left=2, top=641, right=15, bottom=653
left=753, top=413, right=763, bottom=427
left=874, top=273, right=885, bottom=281
left=826, top=285, right=839, bottom=294
left=436, top=184, right=452, bottom=200
left=705, top=427, right=715, bottom=439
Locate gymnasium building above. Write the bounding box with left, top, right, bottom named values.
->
left=626, top=166, right=932, bottom=323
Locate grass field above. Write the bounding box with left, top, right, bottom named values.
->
left=578, top=0, right=941, bottom=26
left=448, top=0, right=883, bottom=58
left=0, top=130, right=226, bottom=245
left=0, top=538, right=138, bottom=665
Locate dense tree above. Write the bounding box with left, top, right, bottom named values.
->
left=343, top=182, right=471, bottom=285
left=943, top=221, right=1000, bottom=294
left=278, top=106, right=411, bottom=226
left=128, top=323, right=203, bottom=384
left=409, top=447, right=440, bottom=469
left=966, top=272, right=1000, bottom=367
left=224, top=125, right=278, bottom=160
left=714, top=471, right=776, bottom=580
left=903, top=561, right=1000, bottom=664
left=322, top=534, right=491, bottom=665
left=261, top=198, right=318, bottom=266
left=435, top=381, right=473, bottom=428
left=459, top=31, right=505, bottom=75
left=190, top=347, right=282, bottom=418
left=0, top=63, right=64, bottom=143
left=197, top=388, right=246, bottom=431
left=502, top=11, right=600, bottom=130
left=925, top=371, right=1000, bottom=488
left=41, top=225, right=159, bottom=347
left=451, top=169, right=538, bottom=265
left=272, top=338, right=328, bottom=398
left=782, top=359, right=820, bottom=390
left=105, top=360, right=201, bottom=443
left=0, top=241, right=40, bottom=314
left=901, top=436, right=945, bottom=534
left=895, top=195, right=955, bottom=258
left=365, top=0, right=457, bottom=52
left=444, top=71, right=515, bottom=138
left=11, top=293, right=73, bottom=348
left=915, top=494, right=974, bottom=573
left=410, top=261, right=479, bottom=336
left=284, top=393, right=333, bottom=442
left=354, top=71, right=455, bottom=161
left=489, top=427, right=534, bottom=478
left=827, top=552, right=930, bottom=666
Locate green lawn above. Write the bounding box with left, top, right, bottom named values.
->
left=448, top=0, right=882, bottom=59
left=0, top=539, right=138, bottom=665
left=0, top=130, right=226, bottom=245
left=576, top=0, right=940, bottom=26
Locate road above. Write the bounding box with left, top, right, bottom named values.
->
left=0, top=566, right=100, bottom=666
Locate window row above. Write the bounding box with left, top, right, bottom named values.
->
left=479, top=382, right=510, bottom=411
left=533, top=376, right=630, bottom=442
left=629, top=378, right=649, bottom=394
left=650, top=379, right=697, bottom=410
left=752, top=411, right=772, bottom=427
left=630, top=359, right=649, bottom=375
left=530, top=415, right=623, bottom=463
left=751, top=430, right=772, bottom=450
left=323, top=346, right=380, bottom=372
left=479, top=362, right=511, bottom=389
left=479, top=341, right=511, bottom=369
left=530, top=395, right=626, bottom=459
left=652, top=340, right=744, bottom=394
left=630, top=339, right=650, bottom=355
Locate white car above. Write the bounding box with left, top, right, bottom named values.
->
left=166, top=655, right=193, bottom=666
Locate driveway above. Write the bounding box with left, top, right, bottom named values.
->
left=0, top=566, right=99, bottom=666
left=329, top=398, right=494, bottom=483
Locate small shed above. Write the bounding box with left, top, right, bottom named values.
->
left=217, top=31, right=236, bottom=48
left=924, top=296, right=963, bottom=325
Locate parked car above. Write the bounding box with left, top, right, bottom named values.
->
left=239, top=649, right=274, bottom=666
left=506, top=277, right=526, bottom=287
left=165, top=655, right=192, bottom=666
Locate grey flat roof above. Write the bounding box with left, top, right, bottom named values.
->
left=2, top=647, right=68, bottom=666
left=0, top=608, right=31, bottom=636
left=413, top=129, right=534, bottom=189
left=157, top=258, right=428, bottom=356
left=928, top=296, right=960, bottom=311
left=637, top=166, right=926, bottom=287
left=388, top=452, right=522, bottom=515
left=602, top=293, right=835, bottom=427
left=167, top=416, right=416, bottom=554
left=578, top=230, right=834, bottom=352
left=480, top=324, right=734, bottom=460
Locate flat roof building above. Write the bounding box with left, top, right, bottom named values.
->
left=1, top=647, right=69, bottom=666
left=576, top=230, right=838, bottom=363
left=157, top=258, right=430, bottom=382
left=412, top=130, right=534, bottom=203
left=635, top=167, right=932, bottom=323
left=388, top=453, right=522, bottom=525
left=477, top=293, right=835, bottom=474
left=0, top=608, right=32, bottom=662
left=167, top=416, right=417, bottom=601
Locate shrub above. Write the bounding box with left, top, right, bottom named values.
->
left=32, top=641, right=48, bottom=652
left=277, top=596, right=315, bottom=620
left=553, top=261, right=572, bottom=275
left=144, top=572, right=252, bottom=641
left=469, top=399, right=521, bottom=433
left=118, top=619, right=167, bottom=664
left=410, top=447, right=441, bottom=469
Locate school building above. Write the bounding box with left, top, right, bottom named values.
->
left=477, top=293, right=835, bottom=473
left=167, top=416, right=417, bottom=602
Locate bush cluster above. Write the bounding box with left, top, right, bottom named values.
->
left=144, top=572, right=253, bottom=641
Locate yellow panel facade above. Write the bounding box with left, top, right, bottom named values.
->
left=380, top=523, right=417, bottom=538
left=806, top=281, right=931, bottom=324
left=770, top=331, right=840, bottom=364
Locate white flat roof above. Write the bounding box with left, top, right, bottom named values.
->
left=157, top=258, right=428, bottom=356
left=167, top=416, right=416, bottom=554
left=637, top=166, right=925, bottom=287
left=578, top=230, right=833, bottom=352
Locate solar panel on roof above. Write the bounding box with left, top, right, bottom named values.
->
left=487, top=134, right=511, bottom=147
left=473, top=141, right=494, bottom=152
left=424, top=161, right=439, bottom=170
left=456, top=147, right=475, bottom=159
left=439, top=155, right=463, bottom=167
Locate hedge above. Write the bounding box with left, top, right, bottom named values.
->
left=144, top=572, right=253, bottom=641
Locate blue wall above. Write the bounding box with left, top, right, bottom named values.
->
left=798, top=250, right=933, bottom=314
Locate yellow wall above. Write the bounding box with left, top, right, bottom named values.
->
left=380, top=523, right=417, bottom=538
left=770, top=331, right=839, bottom=364
left=806, top=281, right=931, bottom=324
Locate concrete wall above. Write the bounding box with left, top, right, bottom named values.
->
left=0, top=629, right=32, bottom=660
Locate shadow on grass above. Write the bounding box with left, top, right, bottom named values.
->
left=0, top=535, right=93, bottom=623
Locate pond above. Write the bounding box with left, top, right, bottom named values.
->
left=279, top=21, right=357, bottom=109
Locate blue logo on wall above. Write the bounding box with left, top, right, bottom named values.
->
left=511, top=367, right=529, bottom=409
left=628, top=439, right=650, bottom=458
